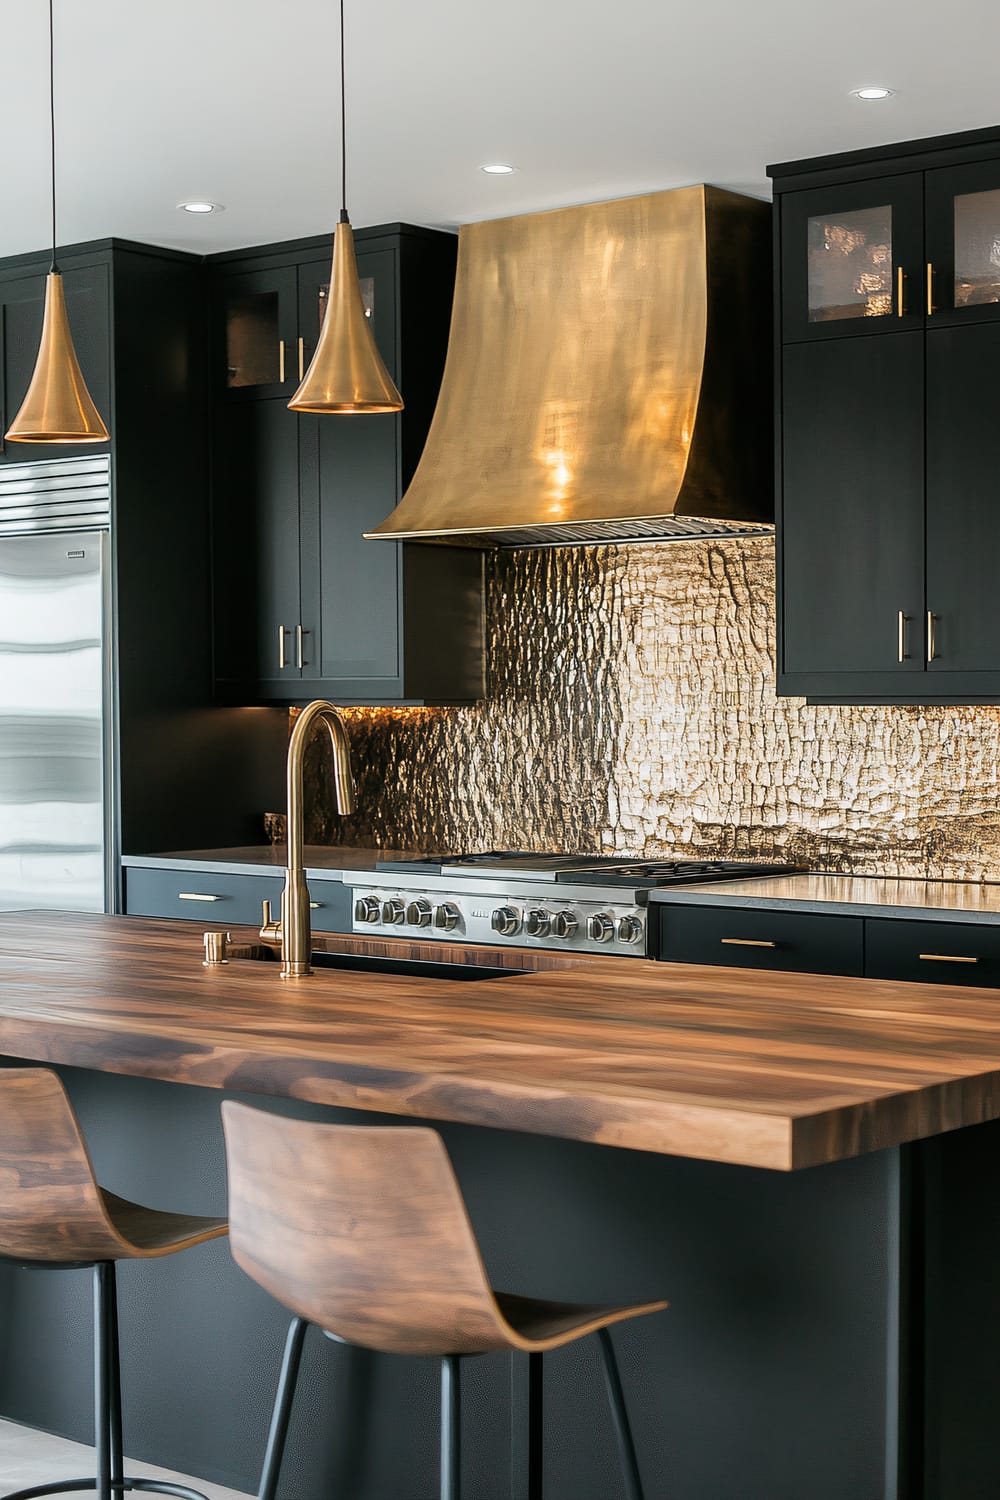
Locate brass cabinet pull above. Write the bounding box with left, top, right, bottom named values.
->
left=896, top=267, right=905, bottom=317
left=278, top=624, right=289, bottom=670
left=297, top=337, right=305, bottom=380
left=721, top=937, right=777, bottom=949
left=927, top=611, right=938, bottom=661
left=897, top=610, right=909, bottom=662
left=926, top=263, right=934, bottom=316
left=919, top=953, right=979, bottom=964
left=278, top=339, right=286, bottom=382
left=178, top=892, right=222, bottom=902
left=296, top=624, right=306, bottom=670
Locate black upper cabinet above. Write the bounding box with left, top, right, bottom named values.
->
left=925, top=322, right=1000, bottom=672
left=210, top=225, right=484, bottom=706
left=780, top=174, right=924, bottom=341
left=771, top=125, right=1000, bottom=703
left=781, top=334, right=925, bottom=681
left=925, top=159, right=1000, bottom=327
left=218, top=265, right=298, bottom=398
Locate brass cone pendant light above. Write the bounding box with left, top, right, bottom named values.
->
left=288, top=0, right=402, bottom=414
left=6, top=0, right=109, bottom=445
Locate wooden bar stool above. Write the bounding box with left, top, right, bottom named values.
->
left=0, top=1067, right=228, bottom=1500
left=222, top=1102, right=667, bottom=1500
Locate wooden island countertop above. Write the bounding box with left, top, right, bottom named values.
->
left=3, top=909, right=1000, bottom=1171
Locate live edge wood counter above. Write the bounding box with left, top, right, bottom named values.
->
left=3, top=909, right=1000, bottom=1172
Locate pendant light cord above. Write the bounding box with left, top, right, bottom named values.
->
left=339, top=0, right=348, bottom=223
left=48, top=0, right=58, bottom=271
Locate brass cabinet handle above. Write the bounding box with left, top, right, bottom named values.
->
left=296, top=624, right=307, bottom=670
left=298, top=337, right=305, bottom=380
left=720, top=937, right=777, bottom=949
left=919, top=953, right=979, bottom=964
left=897, top=267, right=905, bottom=317
left=178, top=892, right=222, bottom=902
left=926, top=263, right=934, bottom=317
left=278, top=339, right=286, bottom=382
left=278, top=624, right=290, bottom=670
left=897, top=610, right=909, bottom=662
left=927, top=611, right=938, bottom=661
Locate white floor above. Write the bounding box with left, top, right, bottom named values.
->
left=0, top=1418, right=253, bottom=1499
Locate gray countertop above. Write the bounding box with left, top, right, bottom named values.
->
left=649, top=872, right=1000, bottom=925
left=121, top=846, right=425, bottom=880
left=122, top=854, right=1000, bottom=925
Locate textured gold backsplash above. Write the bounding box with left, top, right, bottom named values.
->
left=304, top=538, right=1000, bottom=880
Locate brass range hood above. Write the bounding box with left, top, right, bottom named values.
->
left=366, top=184, right=773, bottom=548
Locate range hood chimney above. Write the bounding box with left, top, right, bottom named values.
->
left=367, top=184, right=773, bottom=548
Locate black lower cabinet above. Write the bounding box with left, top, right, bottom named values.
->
left=658, top=901, right=1000, bottom=989
left=659, top=905, right=864, bottom=976
left=0, top=1062, right=897, bottom=1500
left=122, top=864, right=351, bottom=933
left=915, top=1118, right=1000, bottom=1500
left=865, top=916, right=1000, bottom=985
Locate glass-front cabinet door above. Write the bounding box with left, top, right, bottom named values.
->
left=218, top=266, right=298, bottom=398
left=296, top=251, right=390, bottom=381
left=925, top=160, right=1000, bottom=325
left=780, top=175, right=924, bottom=341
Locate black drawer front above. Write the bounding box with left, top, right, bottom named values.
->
left=123, top=867, right=352, bottom=933
left=866, top=918, right=1000, bottom=986
left=658, top=905, right=864, bottom=977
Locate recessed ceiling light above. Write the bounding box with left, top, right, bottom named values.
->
left=480, top=163, right=517, bottom=175
left=177, top=200, right=224, bottom=214
left=851, top=87, right=894, bottom=101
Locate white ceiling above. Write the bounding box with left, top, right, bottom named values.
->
left=2, top=0, right=999, bottom=261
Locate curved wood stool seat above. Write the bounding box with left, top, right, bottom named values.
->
left=0, top=1068, right=227, bottom=1500
left=222, top=1103, right=667, bottom=1500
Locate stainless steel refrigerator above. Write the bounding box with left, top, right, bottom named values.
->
left=0, top=457, right=113, bottom=912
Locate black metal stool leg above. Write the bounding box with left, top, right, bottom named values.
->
left=258, top=1317, right=309, bottom=1500
left=105, top=1263, right=125, bottom=1496
left=527, top=1352, right=543, bottom=1500
left=94, top=1264, right=113, bottom=1500
left=440, top=1355, right=462, bottom=1500
left=597, top=1329, right=645, bottom=1500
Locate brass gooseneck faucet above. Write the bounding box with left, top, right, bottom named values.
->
left=261, top=701, right=357, bottom=978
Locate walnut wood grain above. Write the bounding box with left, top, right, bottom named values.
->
left=7, top=911, right=1000, bottom=1170
left=0, top=1067, right=227, bottom=1263
left=222, top=1103, right=665, bottom=1355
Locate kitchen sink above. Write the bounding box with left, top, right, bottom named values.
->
left=309, top=951, right=527, bottom=981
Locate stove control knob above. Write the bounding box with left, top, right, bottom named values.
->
left=381, top=897, right=405, bottom=925
left=434, top=902, right=461, bottom=932
left=551, top=910, right=578, bottom=939
left=354, top=895, right=381, bottom=925
left=405, top=899, right=433, bottom=928
left=491, top=906, right=521, bottom=937
left=525, top=908, right=552, bottom=938
left=617, top=914, right=644, bottom=946
left=587, top=912, right=615, bottom=944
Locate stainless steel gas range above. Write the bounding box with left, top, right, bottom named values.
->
left=344, top=854, right=798, bottom=959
